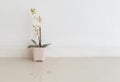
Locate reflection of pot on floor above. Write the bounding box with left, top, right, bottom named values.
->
left=33, top=48, right=46, bottom=62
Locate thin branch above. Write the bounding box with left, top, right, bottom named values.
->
left=38, top=26, right=42, bottom=47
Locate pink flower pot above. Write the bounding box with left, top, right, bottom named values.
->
left=32, top=48, right=46, bottom=62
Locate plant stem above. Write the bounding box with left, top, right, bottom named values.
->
left=38, top=26, right=42, bottom=47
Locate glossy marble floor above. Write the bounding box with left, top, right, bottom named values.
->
left=0, top=58, right=120, bottom=82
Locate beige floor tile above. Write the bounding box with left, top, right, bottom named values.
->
left=0, top=58, right=120, bottom=82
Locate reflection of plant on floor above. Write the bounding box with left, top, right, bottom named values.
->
left=28, top=8, right=50, bottom=48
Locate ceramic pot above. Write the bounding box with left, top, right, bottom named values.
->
left=33, top=48, right=46, bottom=62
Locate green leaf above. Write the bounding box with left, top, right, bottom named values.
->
left=31, top=39, right=37, bottom=45
left=28, top=45, right=39, bottom=48
left=41, top=44, right=51, bottom=47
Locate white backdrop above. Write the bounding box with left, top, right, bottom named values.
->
left=0, top=0, right=120, bottom=57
